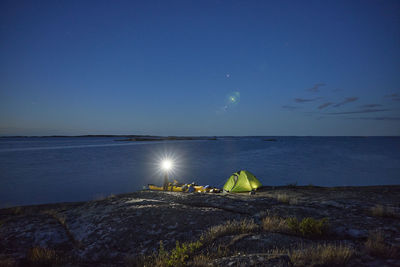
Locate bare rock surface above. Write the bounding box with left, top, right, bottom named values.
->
left=0, top=186, right=399, bottom=266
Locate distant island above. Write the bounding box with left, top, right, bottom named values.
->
left=0, top=135, right=218, bottom=140
left=115, top=136, right=218, bottom=142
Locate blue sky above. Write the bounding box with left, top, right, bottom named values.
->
left=1, top=0, right=399, bottom=136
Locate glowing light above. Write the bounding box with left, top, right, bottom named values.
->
left=161, top=159, right=173, bottom=171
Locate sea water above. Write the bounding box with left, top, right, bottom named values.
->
left=0, top=136, right=399, bottom=207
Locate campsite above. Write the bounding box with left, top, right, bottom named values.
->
left=1, top=183, right=399, bottom=266
left=1, top=0, right=400, bottom=266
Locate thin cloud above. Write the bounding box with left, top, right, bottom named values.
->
left=333, top=97, right=358, bottom=107
left=385, top=93, right=398, bottom=98
left=325, top=108, right=389, bottom=115
left=359, top=104, right=382, bottom=108
left=308, top=83, right=326, bottom=92
left=384, top=93, right=400, bottom=101
left=318, top=102, right=333, bottom=109
left=347, top=117, right=400, bottom=121
left=294, top=97, right=320, bottom=103
left=282, top=105, right=301, bottom=110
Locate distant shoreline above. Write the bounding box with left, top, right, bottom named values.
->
left=0, top=135, right=399, bottom=138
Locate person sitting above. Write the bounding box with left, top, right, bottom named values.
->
left=163, top=175, right=168, bottom=191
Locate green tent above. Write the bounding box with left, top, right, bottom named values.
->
left=223, top=170, right=262, bottom=192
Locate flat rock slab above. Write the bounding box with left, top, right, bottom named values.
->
left=0, top=185, right=399, bottom=266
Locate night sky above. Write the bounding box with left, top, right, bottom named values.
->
left=1, top=0, right=399, bottom=136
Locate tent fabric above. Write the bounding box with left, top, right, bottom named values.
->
left=223, top=170, right=262, bottom=192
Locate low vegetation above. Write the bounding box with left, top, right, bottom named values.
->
left=287, top=217, right=329, bottom=237
left=127, top=219, right=258, bottom=267
left=262, top=216, right=289, bottom=233
left=200, top=219, right=259, bottom=245
left=262, top=216, right=329, bottom=238
left=277, top=193, right=290, bottom=204
left=365, top=231, right=399, bottom=258
left=25, top=247, right=63, bottom=267
left=370, top=204, right=398, bottom=218
left=289, top=243, right=354, bottom=266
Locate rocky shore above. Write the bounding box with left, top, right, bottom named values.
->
left=1, top=186, right=399, bottom=266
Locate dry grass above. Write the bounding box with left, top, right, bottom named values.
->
left=190, top=254, right=212, bottom=266
left=370, top=205, right=398, bottom=218
left=289, top=243, right=354, bottom=266
left=189, top=245, right=229, bottom=266
left=200, top=219, right=259, bottom=245
left=126, top=240, right=203, bottom=267
left=262, top=216, right=289, bottom=233
left=277, top=194, right=290, bottom=204
left=26, top=247, right=63, bottom=267
left=262, top=216, right=329, bottom=238
left=127, top=220, right=256, bottom=267
left=365, top=231, right=399, bottom=258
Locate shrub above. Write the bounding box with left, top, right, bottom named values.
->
left=299, top=217, right=328, bottom=237
left=167, top=241, right=202, bottom=266
left=290, top=243, right=354, bottom=266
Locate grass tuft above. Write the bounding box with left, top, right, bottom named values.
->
left=263, top=216, right=329, bottom=238
left=287, top=217, right=329, bottom=237
left=277, top=194, right=290, bottom=204
left=262, top=216, right=289, bottom=233
left=370, top=205, right=398, bottom=218
left=127, top=219, right=257, bottom=267
left=126, top=240, right=202, bottom=267
left=365, top=231, right=399, bottom=258
left=26, top=247, right=63, bottom=267
left=200, top=219, right=259, bottom=245
left=290, top=243, right=354, bottom=266
left=190, top=254, right=212, bottom=266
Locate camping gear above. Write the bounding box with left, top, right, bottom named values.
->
left=223, top=170, right=262, bottom=192
left=148, top=183, right=220, bottom=193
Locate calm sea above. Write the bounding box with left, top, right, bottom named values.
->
left=0, top=136, right=399, bottom=207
